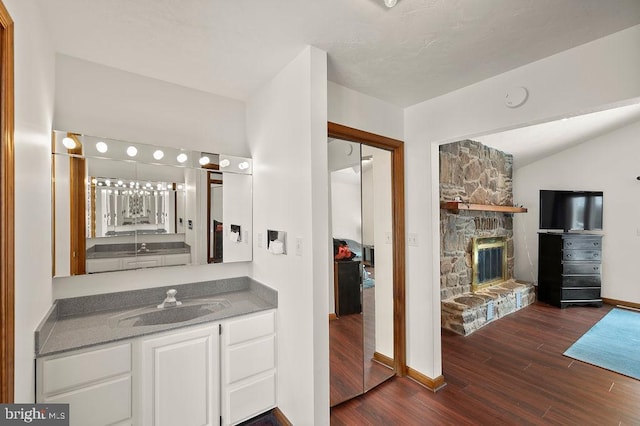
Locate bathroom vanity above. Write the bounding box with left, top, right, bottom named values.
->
left=35, top=278, right=277, bottom=426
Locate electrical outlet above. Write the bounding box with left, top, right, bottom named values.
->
left=408, top=233, right=419, bottom=247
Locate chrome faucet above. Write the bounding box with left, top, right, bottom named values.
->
left=157, top=289, right=182, bottom=309
left=137, top=242, right=149, bottom=253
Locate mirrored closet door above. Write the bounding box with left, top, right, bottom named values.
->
left=328, top=137, right=396, bottom=406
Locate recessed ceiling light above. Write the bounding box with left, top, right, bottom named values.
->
left=62, top=137, right=77, bottom=149
left=96, top=141, right=108, bottom=153
left=177, top=153, right=188, bottom=163
left=153, top=150, right=164, bottom=160
left=126, top=146, right=138, bottom=157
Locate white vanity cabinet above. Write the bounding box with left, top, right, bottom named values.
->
left=137, top=323, right=220, bottom=426
left=37, top=310, right=276, bottom=426
left=36, top=342, right=133, bottom=426
left=86, top=253, right=190, bottom=273
left=221, top=310, right=277, bottom=426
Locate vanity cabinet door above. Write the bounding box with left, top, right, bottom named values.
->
left=221, top=310, right=276, bottom=426
left=138, top=323, right=220, bottom=426
left=36, top=342, right=132, bottom=426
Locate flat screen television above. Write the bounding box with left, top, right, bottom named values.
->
left=539, top=190, right=603, bottom=232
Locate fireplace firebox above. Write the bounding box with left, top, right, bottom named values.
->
left=472, top=236, right=507, bottom=291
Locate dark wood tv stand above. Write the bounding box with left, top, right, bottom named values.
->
left=538, top=232, right=603, bottom=308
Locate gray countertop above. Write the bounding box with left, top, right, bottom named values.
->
left=35, top=277, right=277, bottom=357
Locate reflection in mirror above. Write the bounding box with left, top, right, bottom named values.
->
left=52, top=131, right=253, bottom=278
left=328, top=138, right=395, bottom=407
left=208, top=171, right=223, bottom=263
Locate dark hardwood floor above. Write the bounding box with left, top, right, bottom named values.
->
left=331, top=302, right=640, bottom=425
left=331, top=284, right=395, bottom=406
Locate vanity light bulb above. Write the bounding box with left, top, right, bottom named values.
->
left=219, top=159, right=230, bottom=168
left=95, top=141, right=108, bottom=153
left=91, top=178, right=97, bottom=184
left=62, top=137, right=77, bottom=149
left=177, top=184, right=184, bottom=190
left=105, top=179, right=111, bottom=187
left=153, top=150, right=164, bottom=160
left=117, top=180, right=123, bottom=186
left=177, top=153, right=188, bottom=163
left=238, top=161, right=249, bottom=170
left=126, top=146, right=138, bottom=157
left=199, top=156, right=210, bottom=166
left=145, top=182, right=152, bottom=188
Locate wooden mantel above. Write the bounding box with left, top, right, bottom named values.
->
left=440, top=201, right=528, bottom=214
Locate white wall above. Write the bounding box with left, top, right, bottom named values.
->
left=54, top=54, right=247, bottom=156
left=328, top=82, right=404, bottom=140
left=361, top=166, right=374, bottom=246
left=247, top=46, right=329, bottom=425
left=52, top=55, right=253, bottom=298
left=404, top=24, right=640, bottom=380
left=330, top=174, right=361, bottom=243
left=514, top=118, right=640, bottom=304
left=5, top=0, right=56, bottom=401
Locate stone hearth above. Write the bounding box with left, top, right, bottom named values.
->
left=441, top=279, right=535, bottom=336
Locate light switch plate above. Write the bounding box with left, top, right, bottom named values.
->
left=295, top=237, right=303, bottom=256
left=257, top=233, right=263, bottom=248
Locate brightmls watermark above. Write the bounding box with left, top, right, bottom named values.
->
left=0, top=404, right=68, bottom=425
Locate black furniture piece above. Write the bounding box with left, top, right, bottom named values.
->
left=363, top=245, right=375, bottom=267
left=538, top=232, right=603, bottom=308
left=334, top=260, right=362, bottom=316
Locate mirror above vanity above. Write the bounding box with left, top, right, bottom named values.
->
left=52, top=131, right=253, bottom=277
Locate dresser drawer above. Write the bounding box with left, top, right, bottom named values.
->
left=563, top=238, right=602, bottom=250
left=562, top=250, right=601, bottom=261
left=562, top=262, right=601, bottom=275
left=561, top=275, right=601, bottom=287
left=561, top=287, right=601, bottom=301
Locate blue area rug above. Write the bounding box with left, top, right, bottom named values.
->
left=564, top=308, right=640, bottom=380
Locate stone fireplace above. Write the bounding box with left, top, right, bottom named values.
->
left=439, top=140, right=535, bottom=336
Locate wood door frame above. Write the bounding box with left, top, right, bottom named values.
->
left=0, top=0, right=14, bottom=403
left=328, top=122, right=407, bottom=377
